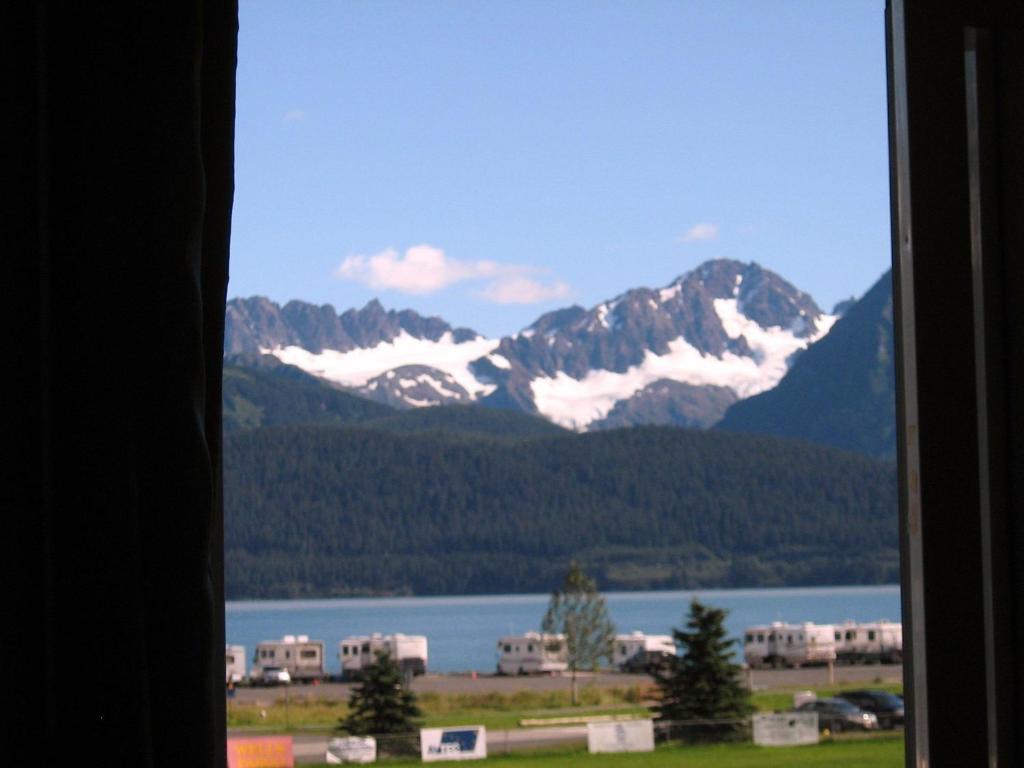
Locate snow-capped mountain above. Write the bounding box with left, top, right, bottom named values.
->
left=717, top=270, right=896, bottom=457
left=225, top=259, right=836, bottom=430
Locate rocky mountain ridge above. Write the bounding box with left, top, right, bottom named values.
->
left=225, top=296, right=479, bottom=356
left=225, top=259, right=835, bottom=430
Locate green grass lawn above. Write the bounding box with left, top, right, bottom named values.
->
left=228, top=701, right=651, bottom=733
left=301, top=735, right=904, bottom=767
left=227, top=680, right=903, bottom=734
left=228, top=685, right=650, bottom=732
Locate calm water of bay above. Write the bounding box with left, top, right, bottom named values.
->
left=226, top=585, right=901, bottom=675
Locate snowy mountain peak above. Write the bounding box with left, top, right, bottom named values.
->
left=225, top=260, right=836, bottom=425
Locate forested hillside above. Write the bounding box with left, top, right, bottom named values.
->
left=717, top=272, right=896, bottom=458
left=224, top=425, right=898, bottom=598
left=223, top=361, right=566, bottom=439
left=223, top=362, right=391, bottom=433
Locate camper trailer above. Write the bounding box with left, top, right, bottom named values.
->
left=496, top=632, right=568, bottom=675
left=834, top=620, right=903, bottom=664
left=252, top=634, right=326, bottom=683
left=225, top=644, right=246, bottom=684
left=338, top=633, right=428, bottom=679
left=613, top=631, right=676, bottom=672
left=743, top=622, right=836, bottom=668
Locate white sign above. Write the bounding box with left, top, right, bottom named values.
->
left=325, top=736, right=376, bottom=764
left=420, top=726, right=487, bottom=762
left=752, top=713, right=820, bottom=746
left=587, top=719, right=655, bottom=753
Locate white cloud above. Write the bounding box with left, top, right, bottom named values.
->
left=477, top=277, right=571, bottom=305
left=283, top=109, right=307, bottom=123
left=678, top=223, right=719, bottom=243
left=335, top=244, right=570, bottom=304
left=335, top=245, right=478, bottom=294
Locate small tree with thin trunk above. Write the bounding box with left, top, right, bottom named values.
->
left=338, top=650, right=422, bottom=755
left=542, top=561, right=616, bottom=705
left=651, top=598, right=753, bottom=742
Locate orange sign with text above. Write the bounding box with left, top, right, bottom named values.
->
left=227, top=736, right=294, bottom=768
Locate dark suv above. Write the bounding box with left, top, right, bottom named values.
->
left=836, top=689, right=905, bottom=729
left=795, top=698, right=879, bottom=733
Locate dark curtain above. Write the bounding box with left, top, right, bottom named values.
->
left=5, top=3, right=236, bottom=766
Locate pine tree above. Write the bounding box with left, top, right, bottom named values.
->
left=338, top=650, right=421, bottom=754
left=652, top=598, right=753, bottom=742
left=542, top=561, right=616, bottom=705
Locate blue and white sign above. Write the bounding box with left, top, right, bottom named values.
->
left=587, top=719, right=655, bottom=753
left=752, top=713, right=820, bottom=746
left=420, top=726, right=487, bottom=762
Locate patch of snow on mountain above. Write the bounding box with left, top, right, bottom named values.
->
left=488, top=353, right=511, bottom=370
left=264, top=330, right=499, bottom=398
left=659, top=284, right=681, bottom=302
left=817, top=313, right=837, bottom=335
left=531, top=304, right=836, bottom=431
left=416, top=372, right=463, bottom=399
left=714, top=297, right=835, bottom=375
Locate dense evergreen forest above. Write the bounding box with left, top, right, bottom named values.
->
left=222, top=363, right=392, bottom=432
left=224, top=424, right=899, bottom=598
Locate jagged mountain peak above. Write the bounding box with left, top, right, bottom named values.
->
left=538, top=260, right=824, bottom=345
left=224, top=295, right=482, bottom=356
left=225, top=259, right=843, bottom=431
left=664, top=259, right=824, bottom=335
left=521, top=305, right=587, bottom=337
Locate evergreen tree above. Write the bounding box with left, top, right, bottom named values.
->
left=542, top=561, right=616, bottom=705
left=338, top=650, right=421, bottom=754
left=652, top=598, right=753, bottom=742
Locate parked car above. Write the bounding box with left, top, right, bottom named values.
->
left=795, top=697, right=879, bottom=733
left=259, top=666, right=291, bottom=686
left=836, top=689, right=905, bottom=729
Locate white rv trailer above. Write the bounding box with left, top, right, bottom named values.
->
left=743, top=622, right=836, bottom=668
left=225, top=644, right=246, bottom=684
left=613, top=631, right=676, bottom=672
left=496, top=632, right=568, bottom=675
left=338, top=633, right=428, bottom=679
left=252, top=634, right=326, bottom=683
left=834, top=620, right=903, bottom=664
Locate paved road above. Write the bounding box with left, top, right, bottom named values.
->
left=746, top=663, right=902, bottom=691
left=229, top=664, right=903, bottom=705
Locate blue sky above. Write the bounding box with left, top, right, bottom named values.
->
left=231, top=0, right=890, bottom=338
